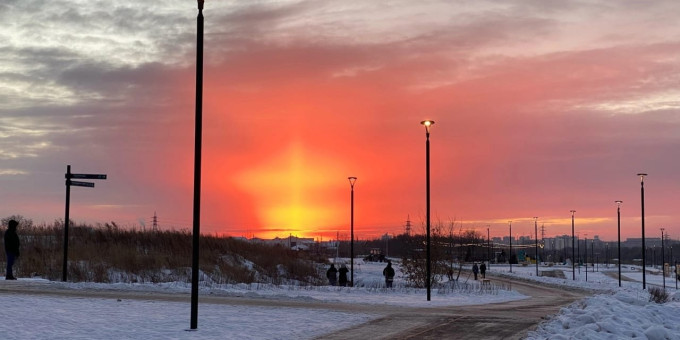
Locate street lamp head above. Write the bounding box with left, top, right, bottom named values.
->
left=637, top=173, right=648, bottom=182
left=348, top=176, right=357, bottom=187
left=421, top=120, right=435, bottom=133
left=615, top=200, right=623, bottom=207
left=570, top=210, right=576, bottom=215
left=198, top=0, right=204, bottom=10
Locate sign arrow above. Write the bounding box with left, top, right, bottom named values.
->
left=69, top=180, right=95, bottom=188
left=69, top=173, right=107, bottom=180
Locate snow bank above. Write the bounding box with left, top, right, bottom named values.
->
left=527, top=289, right=680, bottom=340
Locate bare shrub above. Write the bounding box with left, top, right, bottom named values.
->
left=648, top=287, right=669, bottom=304
left=8, top=221, right=324, bottom=285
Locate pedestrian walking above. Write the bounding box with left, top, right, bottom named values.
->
left=338, top=264, right=349, bottom=287
left=472, top=263, right=479, bottom=280
left=383, top=261, right=395, bottom=288
left=326, top=264, right=338, bottom=286
left=4, top=219, right=20, bottom=280
left=480, top=262, right=487, bottom=279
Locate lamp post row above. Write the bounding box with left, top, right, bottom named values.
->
left=187, top=2, right=659, bottom=329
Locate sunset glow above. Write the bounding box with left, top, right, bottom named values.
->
left=2, top=1, right=680, bottom=241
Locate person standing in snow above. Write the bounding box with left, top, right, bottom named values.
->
left=480, top=262, right=487, bottom=279
left=4, top=219, right=20, bottom=280
left=383, top=261, right=395, bottom=288
left=472, top=263, right=479, bottom=280
left=326, top=264, right=338, bottom=286
left=338, top=264, right=349, bottom=287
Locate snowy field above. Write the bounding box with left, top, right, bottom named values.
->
left=0, top=260, right=524, bottom=339
left=1, top=260, right=679, bottom=339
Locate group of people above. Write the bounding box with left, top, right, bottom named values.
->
left=325, top=263, right=350, bottom=286
left=472, top=262, right=487, bottom=280
left=326, top=261, right=396, bottom=288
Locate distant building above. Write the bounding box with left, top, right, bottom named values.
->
left=623, top=237, right=662, bottom=248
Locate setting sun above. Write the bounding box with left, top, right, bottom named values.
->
left=234, top=142, right=345, bottom=238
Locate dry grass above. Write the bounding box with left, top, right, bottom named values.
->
left=5, top=222, right=325, bottom=285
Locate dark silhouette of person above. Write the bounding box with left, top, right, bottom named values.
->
left=480, top=263, right=487, bottom=279
left=326, top=264, right=338, bottom=286
left=472, top=263, right=479, bottom=280
left=383, top=261, right=395, bottom=288
left=4, top=220, right=20, bottom=280
left=338, top=264, right=349, bottom=287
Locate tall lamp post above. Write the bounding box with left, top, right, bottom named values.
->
left=190, top=0, right=205, bottom=330
left=348, top=177, right=357, bottom=286
left=615, top=201, right=622, bottom=287
left=509, top=221, right=513, bottom=273
left=637, top=173, right=647, bottom=289
left=571, top=210, right=576, bottom=280
left=661, top=228, right=666, bottom=290
left=534, top=217, right=539, bottom=276
left=421, top=120, right=434, bottom=301
left=585, top=234, right=588, bottom=282
left=487, top=225, right=491, bottom=267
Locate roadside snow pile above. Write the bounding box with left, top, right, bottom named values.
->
left=527, top=289, right=680, bottom=339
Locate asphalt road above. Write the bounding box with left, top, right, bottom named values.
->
left=0, top=276, right=588, bottom=339
left=317, top=276, right=588, bottom=340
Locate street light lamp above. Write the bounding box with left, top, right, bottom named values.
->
left=509, top=221, right=513, bottom=273
left=661, top=228, right=666, bottom=290
left=534, top=217, right=539, bottom=276
left=348, top=177, right=357, bottom=286
left=571, top=210, right=576, bottom=280
left=487, top=225, right=491, bottom=267
left=637, top=173, right=647, bottom=289
left=421, top=119, right=434, bottom=301
left=190, top=0, right=205, bottom=330
left=615, top=200, right=622, bottom=287
left=585, top=234, right=588, bottom=282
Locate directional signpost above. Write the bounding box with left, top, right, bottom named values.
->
left=63, top=165, right=107, bottom=281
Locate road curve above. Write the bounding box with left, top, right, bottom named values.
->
left=317, top=276, right=589, bottom=340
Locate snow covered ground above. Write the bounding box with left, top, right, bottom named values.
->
left=1, top=260, right=678, bottom=339
left=486, top=263, right=680, bottom=339
left=0, top=260, right=524, bottom=339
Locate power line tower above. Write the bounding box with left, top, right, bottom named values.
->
left=541, top=224, right=546, bottom=242
left=405, top=215, right=412, bottom=236
left=152, top=211, right=159, bottom=232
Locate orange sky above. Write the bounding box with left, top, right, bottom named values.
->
left=2, top=1, right=680, bottom=241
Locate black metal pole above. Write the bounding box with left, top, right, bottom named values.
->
left=578, top=234, right=580, bottom=274
left=534, top=217, right=538, bottom=276
left=661, top=229, right=665, bottom=290
left=190, top=0, right=204, bottom=330
left=487, top=226, right=490, bottom=267
left=585, top=236, right=588, bottom=282
left=638, top=173, right=647, bottom=289
left=571, top=210, right=575, bottom=280
left=509, top=221, right=512, bottom=273
left=425, top=127, right=431, bottom=301
left=349, top=177, right=356, bottom=286
left=617, top=201, right=622, bottom=287
left=62, top=165, right=71, bottom=282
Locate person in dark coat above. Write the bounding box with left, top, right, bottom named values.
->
left=480, top=262, right=487, bottom=279
left=326, top=264, right=338, bottom=286
left=4, top=220, right=20, bottom=280
left=338, top=264, right=349, bottom=287
left=472, top=263, right=479, bottom=280
left=383, top=261, right=395, bottom=288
